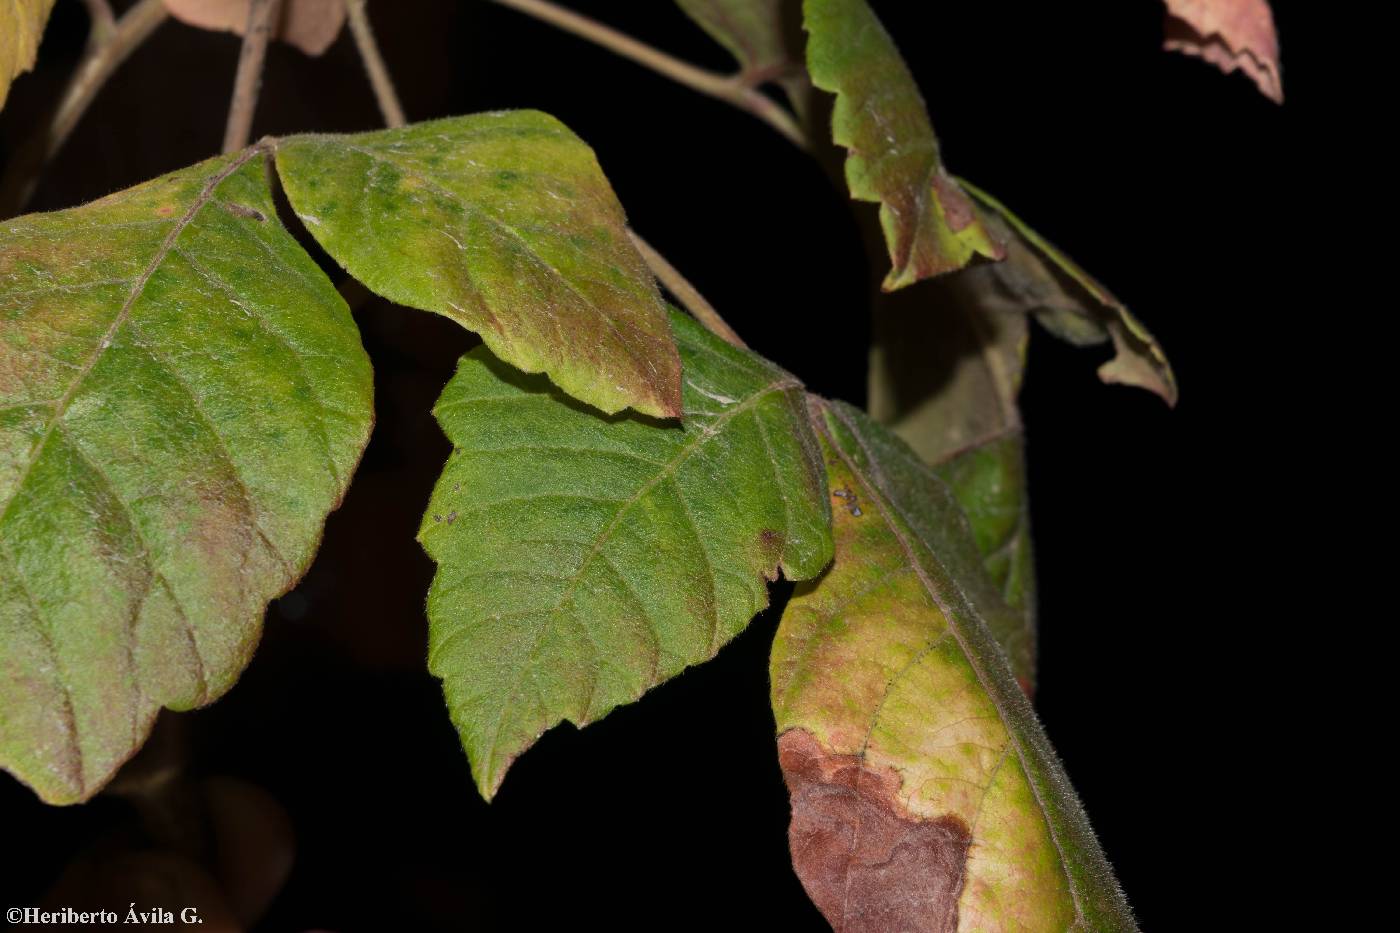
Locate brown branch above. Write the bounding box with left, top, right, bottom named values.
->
left=345, top=0, right=406, bottom=128
left=80, top=0, right=117, bottom=43
left=488, top=0, right=806, bottom=149
left=0, top=0, right=169, bottom=216
left=629, top=230, right=747, bottom=349
left=221, top=0, right=283, bottom=153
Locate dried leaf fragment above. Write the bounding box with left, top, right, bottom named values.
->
left=1163, top=0, right=1283, bottom=103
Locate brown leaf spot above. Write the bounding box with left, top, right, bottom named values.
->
left=778, top=729, right=971, bottom=933
left=154, top=204, right=178, bottom=218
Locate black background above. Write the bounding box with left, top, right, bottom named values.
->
left=0, top=1, right=1314, bottom=930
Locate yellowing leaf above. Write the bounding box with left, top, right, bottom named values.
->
left=773, top=400, right=1135, bottom=931
left=163, top=0, right=346, bottom=57
left=803, top=0, right=1003, bottom=289
left=275, top=112, right=684, bottom=419
left=0, top=0, right=56, bottom=111
left=1163, top=0, right=1282, bottom=103
left=422, top=309, right=832, bottom=798
left=0, top=149, right=373, bottom=804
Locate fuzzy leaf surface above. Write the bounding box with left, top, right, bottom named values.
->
left=868, top=251, right=1036, bottom=686
left=772, top=400, right=1134, bottom=932
left=803, top=0, right=1002, bottom=289
left=275, top=111, right=683, bottom=418
left=0, top=149, right=373, bottom=803
left=1, top=0, right=55, bottom=110
left=422, top=309, right=832, bottom=798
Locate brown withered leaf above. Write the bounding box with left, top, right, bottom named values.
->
left=163, top=0, right=346, bottom=57
left=1163, top=0, right=1283, bottom=103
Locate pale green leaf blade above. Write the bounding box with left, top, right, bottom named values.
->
left=0, top=150, right=374, bottom=804
left=674, top=0, right=810, bottom=119
left=274, top=111, right=684, bottom=419
left=961, top=180, right=1178, bottom=405
left=1, top=0, right=56, bottom=110
left=803, top=0, right=1003, bottom=289
left=773, top=400, right=1134, bottom=931
left=868, top=261, right=1037, bottom=686
left=422, top=309, right=832, bottom=798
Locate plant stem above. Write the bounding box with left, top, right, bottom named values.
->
left=629, top=231, right=747, bottom=349
left=80, top=0, right=117, bottom=43
left=345, top=0, right=406, bottom=128
left=0, top=0, right=168, bottom=216
left=488, top=0, right=806, bottom=149
left=222, top=0, right=283, bottom=153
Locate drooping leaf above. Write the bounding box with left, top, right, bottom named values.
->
left=275, top=111, right=684, bottom=419
left=803, top=0, right=1003, bottom=289
left=0, top=0, right=56, bottom=111
left=1163, top=0, right=1282, bottom=103
left=422, top=309, right=833, bottom=798
left=772, top=399, right=1134, bottom=932
left=0, top=148, right=374, bottom=804
left=162, top=0, right=346, bottom=57
left=674, top=0, right=810, bottom=120
left=867, top=248, right=1036, bottom=687
left=961, top=181, right=1177, bottom=405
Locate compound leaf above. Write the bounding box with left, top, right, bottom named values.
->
left=275, top=111, right=683, bottom=419
left=422, top=309, right=832, bottom=798
left=0, top=149, right=373, bottom=804
left=773, top=399, right=1134, bottom=932
left=803, top=0, right=1002, bottom=289
left=1, top=0, right=55, bottom=111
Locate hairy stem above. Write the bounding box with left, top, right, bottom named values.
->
left=222, top=0, right=283, bottom=153
left=629, top=230, right=747, bottom=349
left=488, top=0, right=806, bottom=149
left=345, top=0, right=406, bottom=128
left=0, top=0, right=168, bottom=216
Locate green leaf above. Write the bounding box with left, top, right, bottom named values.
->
left=675, top=0, right=810, bottom=119
left=773, top=400, right=1134, bottom=931
left=803, top=0, right=1003, bottom=289
left=274, top=111, right=683, bottom=419
left=0, top=149, right=373, bottom=804
left=1, top=0, right=55, bottom=110
left=868, top=258, right=1036, bottom=686
left=960, top=181, right=1178, bottom=405
left=422, top=309, right=833, bottom=798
